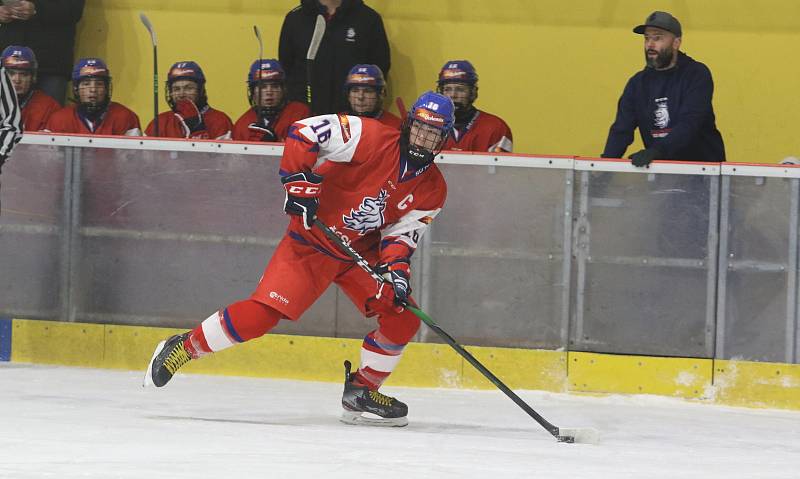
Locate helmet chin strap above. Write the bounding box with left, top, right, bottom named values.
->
left=78, top=99, right=109, bottom=121
left=400, top=126, right=440, bottom=168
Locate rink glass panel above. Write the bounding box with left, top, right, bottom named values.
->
left=717, top=175, right=798, bottom=363
left=0, top=144, right=67, bottom=320
left=569, top=171, right=718, bottom=358
left=424, top=164, right=571, bottom=349
left=2, top=138, right=798, bottom=364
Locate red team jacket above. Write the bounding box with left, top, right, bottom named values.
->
left=145, top=107, right=233, bottom=140
left=282, top=114, right=447, bottom=265
left=232, top=101, right=310, bottom=142
left=21, top=90, right=60, bottom=131
left=376, top=110, right=402, bottom=130
left=443, top=109, right=513, bottom=152
left=45, top=102, right=142, bottom=136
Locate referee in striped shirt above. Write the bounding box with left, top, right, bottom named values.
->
left=0, top=64, right=23, bottom=215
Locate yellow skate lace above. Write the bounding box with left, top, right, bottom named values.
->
left=368, top=390, right=394, bottom=407
left=164, top=343, right=192, bottom=374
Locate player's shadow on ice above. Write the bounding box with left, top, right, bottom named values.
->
left=147, top=414, right=538, bottom=438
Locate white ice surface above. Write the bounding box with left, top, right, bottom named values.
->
left=1, top=363, right=800, bottom=478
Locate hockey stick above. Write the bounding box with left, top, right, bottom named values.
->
left=305, top=14, right=326, bottom=110
left=313, top=218, right=598, bottom=444
left=253, top=25, right=264, bottom=118
left=139, top=13, right=159, bottom=136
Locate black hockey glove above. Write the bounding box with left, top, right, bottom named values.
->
left=628, top=147, right=662, bottom=167
left=281, top=171, right=323, bottom=230
left=174, top=99, right=207, bottom=136
left=247, top=122, right=278, bottom=142
left=365, top=261, right=411, bottom=317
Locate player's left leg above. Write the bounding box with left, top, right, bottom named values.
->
left=145, top=235, right=340, bottom=388
left=334, top=262, right=421, bottom=425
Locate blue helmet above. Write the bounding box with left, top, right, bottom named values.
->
left=71, top=58, right=112, bottom=116
left=167, top=61, right=205, bottom=85
left=408, top=90, right=455, bottom=133
left=344, top=64, right=385, bottom=91
left=344, top=64, right=386, bottom=117
left=247, top=59, right=286, bottom=116
left=71, top=57, right=110, bottom=83
left=166, top=61, right=207, bottom=109
left=248, top=59, right=285, bottom=86
left=1, top=45, right=37, bottom=71
left=437, top=60, right=478, bottom=87
left=402, top=91, right=455, bottom=167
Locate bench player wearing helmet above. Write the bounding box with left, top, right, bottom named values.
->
left=0, top=46, right=59, bottom=131
left=146, top=91, right=456, bottom=427
left=45, top=57, right=141, bottom=136
left=145, top=61, right=233, bottom=140
left=232, top=59, right=310, bottom=142
left=342, top=64, right=401, bottom=130
left=437, top=60, right=513, bottom=153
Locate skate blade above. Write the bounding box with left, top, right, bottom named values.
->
left=142, top=339, right=166, bottom=388
left=340, top=409, right=408, bottom=427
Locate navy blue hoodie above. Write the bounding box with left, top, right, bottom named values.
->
left=602, top=52, right=725, bottom=162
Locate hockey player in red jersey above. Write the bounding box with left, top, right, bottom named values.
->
left=232, top=59, right=310, bottom=142
left=45, top=58, right=141, bottom=136
left=146, top=91, right=456, bottom=426
left=437, top=60, right=513, bottom=152
left=145, top=61, right=233, bottom=140
left=1, top=46, right=60, bottom=131
left=343, top=64, right=402, bottom=130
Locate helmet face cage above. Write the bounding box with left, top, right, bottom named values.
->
left=247, top=60, right=286, bottom=118
left=344, top=64, right=386, bottom=118
left=71, top=58, right=112, bottom=116
left=345, top=84, right=385, bottom=117
left=401, top=91, right=455, bottom=167
left=248, top=81, right=286, bottom=117
left=436, top=60, right=479, bottom=114
left=73, top=76, right=112, bottom=116
left=166, top=62, right=208, bottom=110
left=436, top=81, right=478, bottom=112
left=166, top=78, right=207, bottom=110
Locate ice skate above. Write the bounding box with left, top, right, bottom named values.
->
left=143, top=333, right=192, bottom=388
left=340, top=360, right=408, bottom=427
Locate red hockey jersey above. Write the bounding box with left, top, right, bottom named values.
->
left=144, top=107, right=233, bottom=140
left=45, top=102, right=141, bottom=136
left=232, top=101, right=310, bottom=142
left=282, top=114, right=447, bottom=265
left=21, top=90, right=60, bottom=132
left=376, top=110, right=402, bottom=130
left=443, top=109, right=513, bottom=152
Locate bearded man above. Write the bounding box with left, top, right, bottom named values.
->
left=602, top=11, right=725, bottom=166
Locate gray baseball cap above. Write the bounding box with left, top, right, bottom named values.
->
left=633, top=11, right=682, bottom=37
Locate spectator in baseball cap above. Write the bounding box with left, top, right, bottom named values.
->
left=601, top=11, right=725, bottom=165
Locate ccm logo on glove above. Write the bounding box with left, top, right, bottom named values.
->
left=286, top=184, right=321, bottom=196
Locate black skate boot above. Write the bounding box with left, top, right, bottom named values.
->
left=340, top=360, right=408, bottom=427
left=143, top=333, right=193, bottom=388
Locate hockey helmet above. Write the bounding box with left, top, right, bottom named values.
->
left=1, top=46, right=37, bottom=71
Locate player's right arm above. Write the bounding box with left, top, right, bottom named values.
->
left=279, top=113, right=364, bottom=174
left=279, top=114, right=365, bottom=229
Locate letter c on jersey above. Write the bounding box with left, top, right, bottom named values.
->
left=397, top=194, right=414, bottom=210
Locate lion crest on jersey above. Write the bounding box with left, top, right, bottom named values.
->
left=343, top=190, right=389, bottom=235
